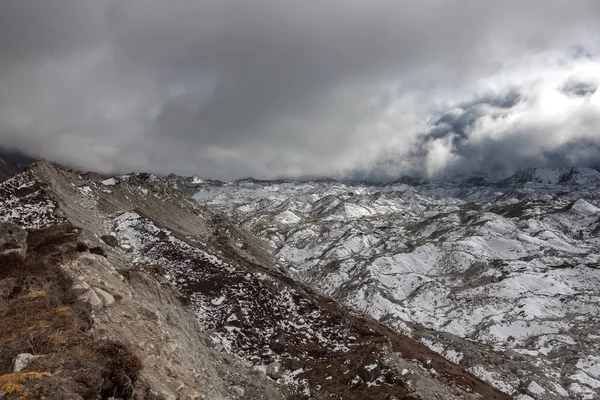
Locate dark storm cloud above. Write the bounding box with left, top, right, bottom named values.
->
left=396, top=79, right=600, bottom=179
left=561, top=81, right=598, bottom=97
left=0, top=2, right=106, bottom=67
left=0, top=0, right=599, bottom=179
left=434, top=134, right=600, bottom=179
left=427, top=91, right=521, bottom=142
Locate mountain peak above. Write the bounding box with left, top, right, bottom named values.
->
left=501, top=166, right=600, bottom=185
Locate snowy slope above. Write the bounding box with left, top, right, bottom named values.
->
left=191, top=168, right=600, bottom=399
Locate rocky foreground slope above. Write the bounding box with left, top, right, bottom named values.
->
left=188, top=167, right=600, bottom=400
left=0, top=162, right=509, bottom=399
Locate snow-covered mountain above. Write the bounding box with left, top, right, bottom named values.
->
left=0, top=161, right=511, bottom=400
left=2, top=161, right=599, bottom=399
left=500, top=167, right=600, bottom=186
left=189, top=167, right=600, bottom=400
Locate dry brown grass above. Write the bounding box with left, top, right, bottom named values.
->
left=0, top=372, right=51, bottom=394
left=0, top=224, right=143, bottom=399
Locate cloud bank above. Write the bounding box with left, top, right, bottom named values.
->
left=0, top=0, right=599, bottom=180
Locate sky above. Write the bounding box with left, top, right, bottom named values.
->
left=0, top=0, right=599, bottom=180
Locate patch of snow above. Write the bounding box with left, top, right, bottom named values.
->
left=101, top=178, right=118, bottom=186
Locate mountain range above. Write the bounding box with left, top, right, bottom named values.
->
left=0, top=156, right=598, bottom=399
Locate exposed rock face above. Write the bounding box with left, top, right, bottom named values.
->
left=0, top=169, right=64, bottom=228
left=0, top=221, right=27, bottom=257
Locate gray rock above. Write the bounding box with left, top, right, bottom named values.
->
left=204, top=332, right=224, bottom=351
left=100, top=234, right=119, bottom=247
left=266, top=361, right=283, bottom=379
left=72, top=279, right=90, bottom=291
left=11, top=353, right=45, bottom=372
left=229, top=385, right=245, bottom=397
left=80, top=289, right=103, bottom=310
left=357, top=355, right=381, bottom=383
left=94, top=287, right=115, bottom=306
left=0, top=222, right=27, bottom=258
left=289, top=357, right=305, bottom=371
left=120, top=243, right=133, bottom=252
left=269, top=329, right=285, bottom=352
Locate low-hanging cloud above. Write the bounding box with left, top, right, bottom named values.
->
left=0, top=0, right=599, bottom=180
left=410, top=55, right=600, bottom=179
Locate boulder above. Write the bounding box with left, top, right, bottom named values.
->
left=120, top=243, right=133, bottom=252
left=100, top=235, right=119, bottom=247
left=80, top=289, right=104, bottom=310
left=338, top=362, right=351, bottom=375
left=266, top=361, right=283, bottom=379
left=357, top=355, right=381, bottom=383
left=269, top=329, right=285, bottom=352
left=0, top=222, right=27, bottom=258
left=94, top=287, right=115, bottom=307
left=11, top=353, right=45, bottom=372
left=229, top=385, right=245, bottom=397
left=289, top=357, right=305, bottom=371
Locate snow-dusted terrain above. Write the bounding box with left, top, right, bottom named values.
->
left=1, top=162, right=511, bottom=399
left=0, top=171, right=63, bottom=228
left=2, top=162, right=599, bottom=399
left=190, top=167, right=600, bottom=399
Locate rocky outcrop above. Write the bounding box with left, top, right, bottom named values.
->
left=64, top=252, right=284, bottom=400
left=10, top=353, right=46, bottom=373
left=266, top=362, right=283, bottom=380
left=0, top=222, right=27, bottom=258
left=357, top=355, right=381, bottom=383
left=0, top=223, right=146, bottom=399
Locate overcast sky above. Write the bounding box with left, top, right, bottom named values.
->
left=1, top=0, right=599, bottom=180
